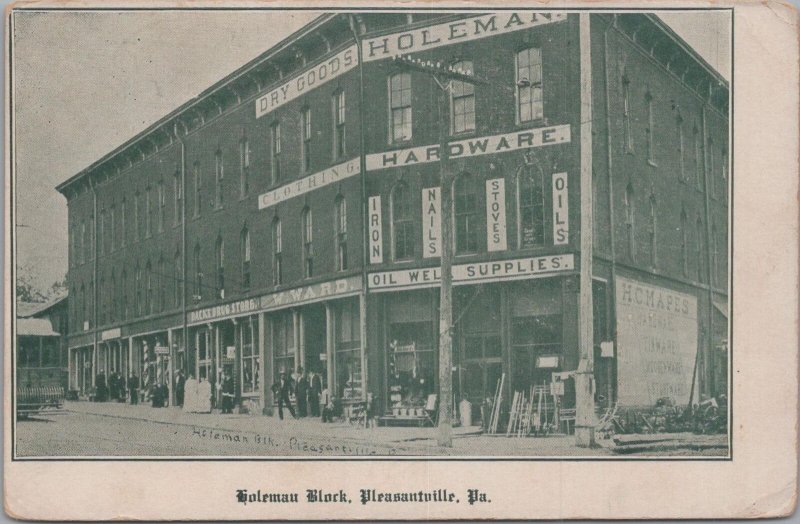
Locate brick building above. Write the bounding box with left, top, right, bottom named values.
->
left=56, top=12, right=728, bottom=421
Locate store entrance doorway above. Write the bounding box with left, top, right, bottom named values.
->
left=303, top=304, right=327, bottom=377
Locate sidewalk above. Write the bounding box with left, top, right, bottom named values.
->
left=63, top=400, right=611, bottom=456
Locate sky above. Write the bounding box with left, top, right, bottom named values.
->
left=11, top=9, right=731, bottom=293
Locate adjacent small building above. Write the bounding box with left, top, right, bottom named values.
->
left=16, top=294, right=69, bottom=390
left=55, top=12, right=729, bottom=421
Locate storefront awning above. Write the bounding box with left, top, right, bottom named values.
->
left=712, top=298, right=728, bottom=319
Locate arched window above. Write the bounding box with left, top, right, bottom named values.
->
left=272, top=217, right=282, bottom=286
left=450, top=60, right=475, bottom=133
left=239, top=136, right=250, bottom=198
left=517, top=165, right=546, bottom=248
left=391, top=183, right=414, bottom=260
left=193, top=162, right=202, bottom=218
left=454, top=172, right=480, bottom=254
left=335, top=196, right=348, bottom=271
left=215, top=236, right=225, bottom=298
left=301, top=107, right=312, bottom=173
left=696, top=216, right=705, bottom=282
left=516, top=48, right=543, bottom=123
left=302, top=207, right=313, bottom=278
left=711, top=222, right=719, bottom=286
left=624, top=184, right=635, bottom=261
left=121, top=269, right=128, bottom=320
left=215, top=149, right=224, bottom=209
left=110, top=270, right=116, bottom=323
left=98, top=275, right=105, bottom=325
left=677, top=114, right=686, bottom=181
left=645, top=91, right=655, bottom=164
left=622, top=73, right=633, bottom=152
left=388, top=72, right=412, bottom=143
left=145, top=186, right=152, bottom=238
left=157, top=255, right=165, bottom=312
left=174, top=249, right=182, bottom=308
left=270, top=122, right=281, bottom=185
left=145, top=260, right=153, bottom=314
left=80, top=284, right=86, bottom=329
left=134, top=263, right=142, bottom=317
left=648, top=195, right=657, bottom=268
left=680, top=208, right=688, bottom=277
left=332, top=90, right=346, bottom=160
left=193, top=244, right=202, bottom=300
left=158, top=179, right=165, bottom=233
left=241, top=227, right=251, bottom=290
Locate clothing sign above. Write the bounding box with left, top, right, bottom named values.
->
left=362, top=12, right=567, bottom=61
left=552, top=172, right=569, bottom=245
left=258, top=158, right=360, bottom=209
left=615, top=276, right=698, bottom=407
left=368, top=196, right=383, bottom=264
left=255, top=45, right=357, bottom=119
left=486, top=178, right=507, bottom=251
left=366, top=125, right=571, bottom=171
left=369, top=254, right=574, bottom=290
left=422, top=187, right=442, bottom=258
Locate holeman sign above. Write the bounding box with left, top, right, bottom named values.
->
left=369, top=254, right=574, bottom=291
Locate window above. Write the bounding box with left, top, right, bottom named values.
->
left=215, top=236, right=225, bottom=298
left=272, top=217, right=282, bottom=286
left=88, top=214, right=94, bottom=260
left=722, top=147, right=729, bottom=204
left=391, top=183, right=414, bottom=260
left=80, top=220, right=86, bottom=264
left=215, top=150, right=224, bottom=208
left=134, top=264, right=141, bottom=316
left=454, top=172, right=480, bottom=254
left=301, top=108, right=312, bottom=173
left=646, top=92, right=655, bottom=164
left=517, top=166, right=546, bottom=248
left=451, top=60, right=475, bottom=134
left=302, top=207, right=313, bottom=278
left=193, top=244, right=202, bottom=300
left=333, top=91, right=346, bottom=160
left=694, top=125, right=703, bottom=190
left=239, top=137, right=250, bottom=198
left=193, top=162, right=202, bottom=218
left=145, top=186, right=152, bottom=237
left=272, top=312, right=295, bottom=381
left=109, top=205, right=116, bottom=252
left=622, top=76, right=633, bottom=152
left=708, top=139, right=716, bottom=197
left=624, top=184, right=635, bottom=261
left=69, top=227, right=75, bottom=268
left=516, top=48, right=543, bottom=123
left=240, top=317, right=259, bottom=394
left=648, top=195, right=657, bottom=268
left=110, top=271, right=116, bottom=322
left=677, top=116, right=686, bottom=181
left=98, top=276, right=105, bottom=325
left=174, top=249, right=182, bottom=308
left=680, top=208, right=688, bottom=278
left=120, top=198, right=127, bottom=246
left=145, top=260, right=153, bottom=314
left=157, top=255, right=165, bottom=312
left=121, top=269, right=128, bottom=320
left=389, top=73, right=412, bottom=143
left=696, top=217, right=705, bottom=282
left=134, top=191, right=141, bottom=239
left=336, top=299, right=362, bottom=399
left=241, top=227, right=251, bottom=290
left=173, top=170, right=182, bottom=225
left=335, top=196, right=348, bottom=271
left=99, top=209, right=106, bottom=255
left=270, top=122, right=281, bottom=185
left=158, top=180, right=165, bottom=233
left=711, top=222, right=719, bottom=286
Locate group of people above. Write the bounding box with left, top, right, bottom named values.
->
left=93, top=370, right=129, bottom=403
left=272, top=367, right=334, bottom=421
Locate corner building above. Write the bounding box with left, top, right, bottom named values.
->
left=57, top=12, right=729, bottom=422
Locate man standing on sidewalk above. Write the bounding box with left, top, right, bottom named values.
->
left=128, top=372, right=139, bottom=405
left=296, top=367, right=309, bottom=418
left=271, top=371, right=296, bottom=420
left=309, top=368, right=322, bottom=417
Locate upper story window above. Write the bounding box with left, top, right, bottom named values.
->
left=694, top=124, right=703, bottom=191
left=516, top=48, right=543, bottom=123
left=241, top=227, right=251, bottom=290
left=708, top=138, right=716, bottom=198
left=120, top=198, right=127, bottom=247
left=80, top=220, right=86, bottom=264
left=696, top=216, right=705, bottom=282
left=645, top=92, right=656, bottom=165
left=389, top=72, right=412, bottom=143
left=145, top=260, right=154, bottom=315
left=677, top=115, right=686, bottom=181
left=517, top=165, right=546, bottom=248
left=121, top=269, right=128, bottom=320
left=215, top=150, right=224, bottom=209
left=301, top=206, right=314, bottom=278
left=391, top=183, right=414, bottom=261
left=333, top=90, right=346, bottom=160
left=173, top=170, right=182, bottom=225
left=193, top=162, right=202, bottom=218
left=240, top=137, right=250, bottom=198
left=648, top=195, right=657, bottom=268
left=99, top=208, right=106, bottom=255
left=157, top=256, right=165, bottom=312
left=174, top=248, right=182, bottom=308
left=301, top=108, right=312, bottom=173
left=158, top=180, right=165, bottom=233
left=335, top=195, right=348, bottom=271
left=270, top=121, right=281, bottom=185
left=624, top=183, right=635, bottom=261
left=88, top=214, right=94, bottom=261
left=193, top=244, right=202, bottom=300
left=721, top=146, right=728, bottom=204
left=622, top=76, right=633, bottom=152
left=109, top=205, right=116, bottom=252
left=451, top=60, right=475, bottom=134
left=215, top=236, right=225, bottom=299
left=272, top=217, right=282, bottom=286
left=711, top=222, right=719, bottom=286
left=680, top=208, right=688, bottom=278
left=454, top=172, right=480, bottom=255
left=145, top=186, right=152, bottom=238
left=134, top=192, right=141, bottom=240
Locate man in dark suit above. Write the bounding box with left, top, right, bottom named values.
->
left=271, top=371, right=296, bottom=420
left=220, top=371, right=234, bottom=414
left=175, top=370, right=186, bottom=407
left=128, top=372, right=139, bottom=405
left=309, top=368, right=322, bottom=417
left=296, top=367, right=309, bottom=418
left=95, top=371, right=108, bottom=402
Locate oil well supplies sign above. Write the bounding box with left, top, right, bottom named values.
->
left=615, top=277, right=698, bottom=407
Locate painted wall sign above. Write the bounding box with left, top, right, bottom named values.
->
left=486, top=178, right=507, bottom=251
left=615, top=276, right=698, bottom=407
left=258, top=158, right=360, bottom=209
left=255, top=45, right=357, bottom=119
left=101, top=327, right=121, bottom=341
left=369, top=254, right=574, bottom=290
left=189, top=298, right=261, bottom=324
left=368, top=196, right=383, bottom=264
left=422, top=187, right=442, bottom=258
left=552, top=172, right=569, bottom=245
left=366, top=125, right=571, bottom=171
left=362, top=12, right=567, bottom=62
